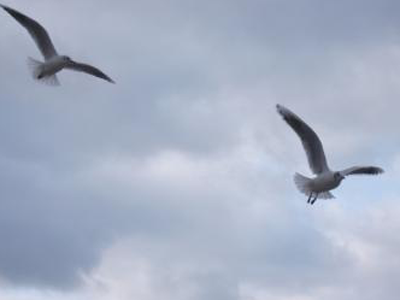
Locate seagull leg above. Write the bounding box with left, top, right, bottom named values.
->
left=307, top=192, right=313, bottom=204
left=311, top=193, right=319, bottom=205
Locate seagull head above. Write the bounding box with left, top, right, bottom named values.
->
left=61, top=55, right=72, bottom=62
left=333, top=172, right=345, bottom=182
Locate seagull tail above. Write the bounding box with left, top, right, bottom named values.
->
left=293, top=172, right=312, bottom=197
left=294, top=173, right=335, bottom=200
left=318, top=191, right=335, bottom=200
left=27, top=57, right=43, bottom=79
left=27, top=57, right=60, bottom=86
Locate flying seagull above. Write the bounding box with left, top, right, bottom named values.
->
left=1, top=4, right=114, bottom=85
left=276, top=104, right=383, bottom=205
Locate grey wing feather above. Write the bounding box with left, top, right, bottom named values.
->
left=65, top=61, right=115, bottom=83
left=1, top=5, right=57, bottom=60
left=277, top=104, right=329, bottom=174
left=340, top=166, right=384, bottom=176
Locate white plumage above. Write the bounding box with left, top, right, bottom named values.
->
left=1, top=4, right=115, bottom=85
left=277, top=104, right=383, bottom=205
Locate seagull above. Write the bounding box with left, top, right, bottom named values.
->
left=276, top=104, right=383, bottom=205
left=1, top=4, right=114, bottom=85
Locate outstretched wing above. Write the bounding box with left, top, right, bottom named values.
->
left=277, top=104, right=329, bottom=174
left=65, top=61, right=115, bottom=83
left=340, top=166, right=384, bottom=177
left=1, top=5, right=57, bottom=60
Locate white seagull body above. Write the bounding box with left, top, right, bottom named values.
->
left=277, top=104, right=383, bottom=205
left=1, top=4, right=114, bottom=85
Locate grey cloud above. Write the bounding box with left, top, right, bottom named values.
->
left=0, top=0, right=398, bottom=299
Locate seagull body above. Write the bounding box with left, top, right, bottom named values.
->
left=305, top=172, right=341, bottom=193
left=1, top=4, right=114, bottom=85
left=32, top=55, right=68, bottom=78
left=277, top=104, right=383, bottom=205
left=41, top=56, right=67, bottom=76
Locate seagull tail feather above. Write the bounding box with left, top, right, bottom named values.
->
left=318, top=191, right=335, bottom=200
left=27, top=57, right=43, bottom=80
left=293, top=173, right=312, bottom=197
left=27, top=57, right=60, bottom=86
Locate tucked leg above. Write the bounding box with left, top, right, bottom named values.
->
left=307, top=192, right=313, bottom=204
left=311, top=193, right=319, bottom=205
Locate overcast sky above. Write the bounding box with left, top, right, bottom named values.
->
left=0, top=0, right=399, bottom=299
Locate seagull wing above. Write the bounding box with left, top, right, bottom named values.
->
left=340, top=166, right=384, bottom=177
left=65, top=61, right=115, bottom=83
left=1, top=5, right=57, bottom=60
left=277, top=104, right=329, bottom=174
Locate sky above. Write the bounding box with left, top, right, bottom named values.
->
left=0, top=0, right=399, bottom=299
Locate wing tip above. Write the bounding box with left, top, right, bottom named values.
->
left=367, top=166, right=384, bottom=175
left=276, top=103, right=288, bottom=115
left=101, top=76, right=115, bottom=84
left=0, top=4, right=17, bottom=14
left=276, top=103, right=294, bottom=119
left=344, top=166, right=385, bottom=176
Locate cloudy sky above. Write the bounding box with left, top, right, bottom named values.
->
left=0, top=0, right=399, bottom=299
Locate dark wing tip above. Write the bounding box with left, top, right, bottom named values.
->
left=100, top=74, right=115, bottom=84
left=276, top=104, right=284, bottom=114
left=0, top=4, right=13, bottom=13
left=91, top=73, right=115, bottom=84
left=373, top=167, right=384, bottom=175
left=276, top=104, right=291, bottom=118
left=0, top=4, right=34, bottom=27
left=1, top=4, right=20, bottom=16
left=357, top=166, right=384, bottom=175
left=363, top=166, right=384, bottom=175
left=276, top=104, right=300, bottom=125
